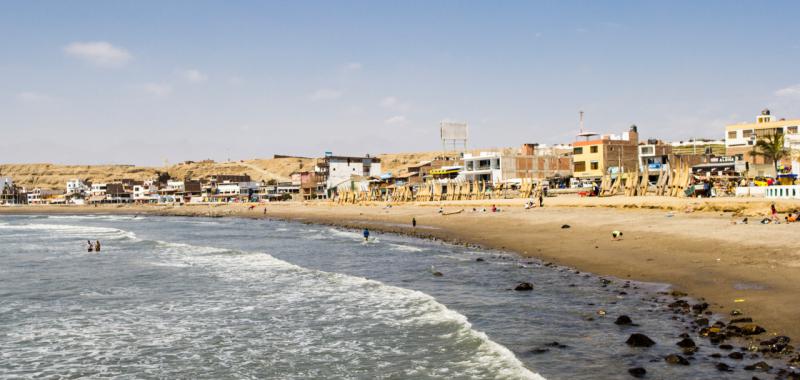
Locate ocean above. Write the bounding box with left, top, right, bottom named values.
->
left=0, top=214, right=764, bottom=379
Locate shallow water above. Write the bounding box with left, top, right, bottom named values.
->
left=0, top=215, right=772, bottom=379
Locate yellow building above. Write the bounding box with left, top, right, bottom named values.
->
left=572, top=126, right=639, bottom=179
left=725, top=109, right=800, bottom=176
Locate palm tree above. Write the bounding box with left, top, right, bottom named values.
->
left=752, top=132, right=788, bottom=176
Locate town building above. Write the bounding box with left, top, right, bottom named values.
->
left=133, top=181, right=159, bottom=203
left=725, top=109, right=800, bottom=176
left=27, top=188, right=62, bottom=204
left=572, top=125, right=640, bottom=179
left=460, top=144, right=572, bottom=185
left=313, top=153, right=381, bottom=197
left=66, top=179, right=90, bottom=196
left=638, top=139, right=673, bottom=177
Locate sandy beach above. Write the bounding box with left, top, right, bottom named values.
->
left=4, top=195, right=800, bottom=343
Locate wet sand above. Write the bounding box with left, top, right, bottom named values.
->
left=3, top=195, right=800, bottom=343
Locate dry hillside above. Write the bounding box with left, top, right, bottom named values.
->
left=0, top=151, right=456, bottom=190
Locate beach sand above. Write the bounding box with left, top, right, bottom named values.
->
left=4, top=195, right=800, bottom=342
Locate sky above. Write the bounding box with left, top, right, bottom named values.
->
left=1, top=1, right=799, bottom=166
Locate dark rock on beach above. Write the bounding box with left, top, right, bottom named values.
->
left=614, top=315, right=633, bottom=325
left=728, top=351, right=744, bottom=360
left=626, top=333, right=656, bottom=347
left=715, top=362, right=733, bottom=372
left=743, top=361, right=771, bottom=371
left=514, top=282, right=534, bottom=291
left=760, top=335, right=791, bottom=353
left=677, top=338, right=696, bottom=348
left=627, top=367, right=646, bottom=378
left=664, top=354, right=690, bottom=365
left=740, top=324, right=766, bottom=336
left=475, top=257, right=485, bottom=262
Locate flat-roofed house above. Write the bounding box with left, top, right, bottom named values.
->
left=572, top=125, right=640, bottom=180
left=725, top=109, right=800, bottom=177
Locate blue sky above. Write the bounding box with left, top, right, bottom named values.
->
left=1, top=1, right=799, bottom=165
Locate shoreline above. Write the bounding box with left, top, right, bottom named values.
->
left=3, top=197, right=800, bottom=346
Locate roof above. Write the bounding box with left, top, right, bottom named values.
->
left=325, top=156, right=381, bottom=163
left=407, top=161, right=432, bottom=169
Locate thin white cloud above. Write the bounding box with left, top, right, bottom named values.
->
left=776, top=84, right=800, bottom=97
left=384, top=115, right=407, bottom=125
left=310, top=88, right=342, bottom=101
left=179, top=69, right=208, bottom=83
left=344, top=62, right=362, bottom=71
left=139, top=83, right=172, bottom=98
left=380, top=96, right=411, bottom=111
left=63, top=41, right=132, bottom=67
left=16, top=91, right=51, bottom=103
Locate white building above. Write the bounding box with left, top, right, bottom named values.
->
left=166, top=180, right=185, bottom=192
left=90, top=183, right=107, bottom=196
left=0, top=177, right=12, bottom=194
left=66, top=179, right=90, bottom=195
left=27, top=188, right=60, bottom=204
left=324, top=155, right=382, bottom=190
left=785, top=134, right=800, bottom=176
left=133, top=184, right=159, bottom=203
left=216, top=182, right=242, bottom=195
left=462, top=152, right=502, bottom=183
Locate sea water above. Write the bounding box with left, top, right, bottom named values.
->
left=0, top=215, right=766, bottom=379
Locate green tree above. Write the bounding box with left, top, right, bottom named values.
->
left=752, top=133, right=788, bottom=175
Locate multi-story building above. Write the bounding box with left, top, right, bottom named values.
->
left=314, top=153, right=382, bottom=197
left=27, top=188, right=61, bottom=205
left=460, top=144, right=572, bottom=184
left=66, top=179, right=90, bottom=196
left=572, top=125, right=640, bottom=179
left=725, top=109, right=800, bottom=176
left=638, top=140, right=673, bottom=173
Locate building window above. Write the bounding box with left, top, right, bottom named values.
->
left=590, top=146, right=598, bottom=153
left=590, top=161, right=599, bottom=170
left=574, top=161, right=586, bottom=172
left=573, top=147, right=583, bottom=155
left=742, top=129, right=754, bottom=138
left=788, top=126, right=798, bottom=134
left=728, top=131, right=737, bottom=139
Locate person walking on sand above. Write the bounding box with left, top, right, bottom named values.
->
left=95, top=240, right=101, bottom=252
left=412, top=217, right=417, bottom=228
left=771, top=203, right=780, bottom=223
left=87, top=240, right=94, bottom=252
left=538, top=193, right=544, bottom=208
left=363, top=228, right=370, bottom=242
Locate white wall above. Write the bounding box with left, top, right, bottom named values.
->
left=765, top=185, right=800, bottom=199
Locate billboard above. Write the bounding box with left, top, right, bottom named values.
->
left=440, top=121, right=468, bottom=140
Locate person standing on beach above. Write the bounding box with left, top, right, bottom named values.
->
left=363, top=228, right=370, bottom=242
left=538, top=193, right=544, bottom=208
left=771, top=203, right=780, bottom=223
left=412, top=217, right=416, bottom=228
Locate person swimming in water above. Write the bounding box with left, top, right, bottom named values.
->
left=87, top=240, right=94, bottom=252
left=95, top=240, right=101, bottom=252
left=363, top=228, right=370, bottom=242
